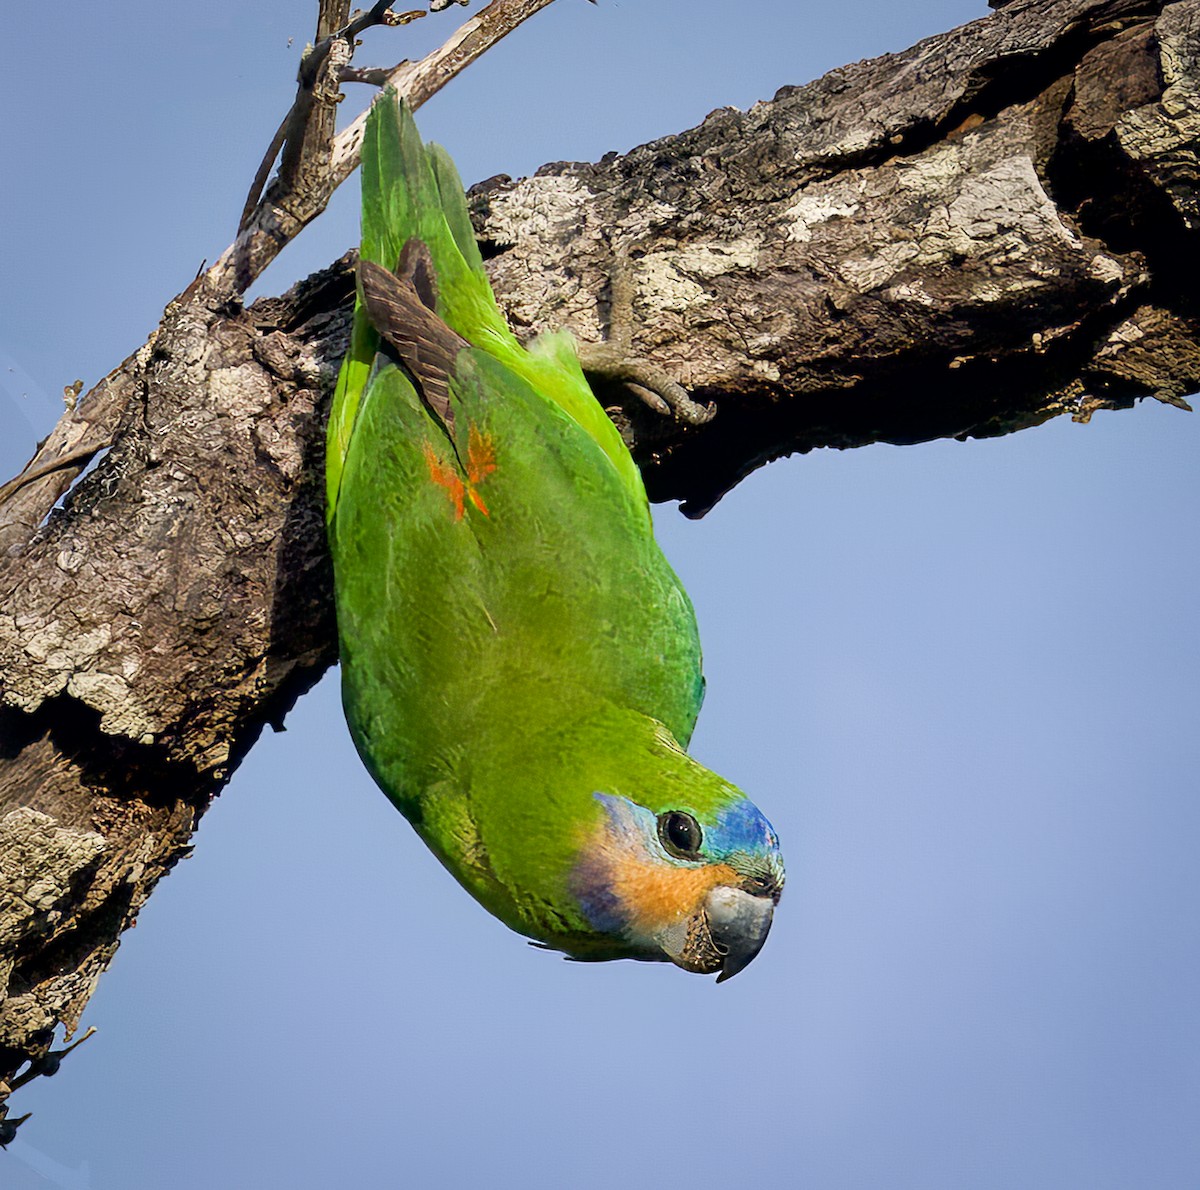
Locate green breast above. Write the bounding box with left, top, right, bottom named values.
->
left=329, top=349, right=704, bottom=936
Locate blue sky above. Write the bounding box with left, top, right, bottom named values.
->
left=3, top=2, right=1198, bottom=1187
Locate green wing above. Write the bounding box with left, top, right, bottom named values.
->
left=327, top=93, right=706, bottom=750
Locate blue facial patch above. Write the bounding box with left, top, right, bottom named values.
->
left=696, top=799, right=786, bottom=897
left=568, top=794, right=660, bottom=933
left=709, top=798, right=782, bottom=863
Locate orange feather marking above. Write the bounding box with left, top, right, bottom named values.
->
left=467, top=428, right=496, bottom=485
left=466, top=427, right=496, bottom=515
left=423, top=425, right=497, bottom=520
left=423, top=441, right=466, bottom=520
left=608, top=853, right=739, bottom=938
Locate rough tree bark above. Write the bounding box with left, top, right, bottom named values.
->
left=1, top=0, right=1197, bottom=1120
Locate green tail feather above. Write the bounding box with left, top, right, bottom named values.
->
left=327, top=92, right=644, bottom=522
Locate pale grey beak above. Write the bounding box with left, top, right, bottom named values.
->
left=706, top=885, right=775, bottom=983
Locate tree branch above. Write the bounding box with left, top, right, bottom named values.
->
left=3, top=0, right=1199, bottom=1125
left=473, top=0, right=1200, bottom=513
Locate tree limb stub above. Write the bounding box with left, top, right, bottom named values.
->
left=2, top=0, right=1199, bottom=1111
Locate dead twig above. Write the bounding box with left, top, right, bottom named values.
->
left=337, top=64, right=398, bottom=86
left=239, top=2, right=428, bottom=232
left=0, top=443, right=107, bottom=509
left=235, top=0, right=352, bottom=239
left=209, top=0, right=562, bottom=297
left=328, top=0, right=560, bottom=191
left=0, top=360, right=137, bottom=555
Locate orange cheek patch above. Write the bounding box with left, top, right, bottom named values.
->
left=608, top=854, right=739, bottom=938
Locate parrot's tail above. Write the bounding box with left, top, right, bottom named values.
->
left=328, top=94, right=645, bottom=523
left=328, top=93, right=510, bottom=520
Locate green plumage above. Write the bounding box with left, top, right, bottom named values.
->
left=326, top=96, right=782, bottom=974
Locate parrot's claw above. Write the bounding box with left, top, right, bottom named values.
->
left=577, top=342, right=715, bottom=425
left=577, top=250, right=716, bottom=426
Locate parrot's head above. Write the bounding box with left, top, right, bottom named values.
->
left=567, top=746, right=784, bottom=981
left=407, top=712, right=784, bottom=982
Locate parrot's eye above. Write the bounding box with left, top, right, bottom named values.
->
left=658, top=811, right=703, bottom=859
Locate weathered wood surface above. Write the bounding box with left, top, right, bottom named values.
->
left=476, top=0, right=1200, bottom=513
left=2, top=0, right=1198, bottom=1109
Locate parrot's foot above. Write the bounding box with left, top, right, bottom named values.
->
left=577, top=252, right=715, bottom=427
left=577, top=342, right=716, bottom=426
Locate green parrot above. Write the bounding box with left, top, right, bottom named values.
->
left=326, top=95, right=784, bottom=979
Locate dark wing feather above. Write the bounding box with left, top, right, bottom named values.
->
left=397, top=237, right=439, bottom=313
left=358, top=256, right=468, bottom=437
